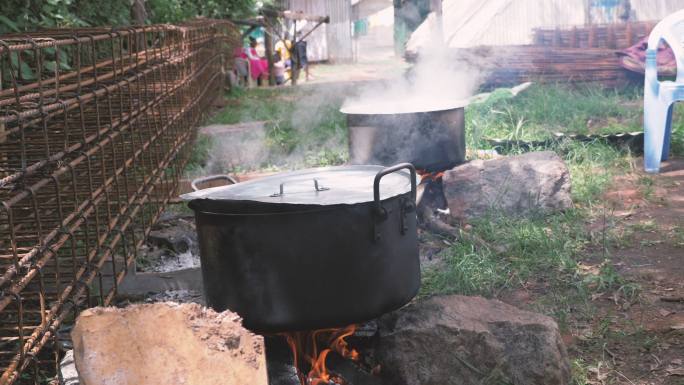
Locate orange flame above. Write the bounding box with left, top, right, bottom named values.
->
left=281, top=325, right=360, bottom=385
left=328, top=325, right=359, bottom=362
left=416, top=169, right=445, bottom=182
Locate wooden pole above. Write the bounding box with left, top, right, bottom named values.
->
left=297, top=18, right=328, bottom=42
left=291, top=21, right=299, bottom=85
left=131, top=0, right=147, bottom=25
left=264, top=27, right=275, bottom=86
left=249, top=6, right=328, bottom=86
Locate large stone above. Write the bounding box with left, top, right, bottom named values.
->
left=375, top=295, right=571, bottom=385
left=442, top=151, right=572, bottom=221
left=71, top=303, right=268, bottom=385
left=147, top=216, right=198, bottom=255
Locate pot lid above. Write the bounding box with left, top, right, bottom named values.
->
left=181, top=165, right=416, bottom=206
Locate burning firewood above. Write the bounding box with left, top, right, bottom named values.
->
left=282, top=325, right=363, bottom=385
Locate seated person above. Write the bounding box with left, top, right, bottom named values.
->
left=242, top=36, right=268, bottom=85
left=275, top=37, right=292, bottom=79
left=273, top=52, right=286, bottom=85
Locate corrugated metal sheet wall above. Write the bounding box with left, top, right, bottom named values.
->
left=408, top=0, right=684, bottom=50
left=474, top=1, right=587, bottom=46
left=284, top=0, right=328, bottom=61
left=326, top=0, right=354, bottom=62
left=287, top=0, right=354, bottom=62
left=631, top=0, right=684, bottom=21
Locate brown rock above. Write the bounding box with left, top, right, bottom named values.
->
left=71, top=302, right=268, bottom=385
left=376, top=295, right=571, bottom=385
left=443, top=151, right=573, bottom=221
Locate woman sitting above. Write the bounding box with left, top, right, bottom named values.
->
left=240, top=36, right=269, bottom=85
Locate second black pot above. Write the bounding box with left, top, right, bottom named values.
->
left=343, top=103, right=467, bottom=172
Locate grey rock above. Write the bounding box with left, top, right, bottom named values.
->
left=442, top=151, right=572, bottom=221
left=147, top=217, right=197, bottom=254
left=118, top=268, right=204, bottom=296
left=139, top=217, right=202, bottom=273
left=157, top=210, right=193, bottom=223
left=60, top=350, right=80, bottom=385
left=376, top=295, right=571, bottom=385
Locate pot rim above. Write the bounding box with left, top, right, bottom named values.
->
left=181, top=164, right=417, bottom=206
left=189, top=201, right=339, bottom=216
left=340, top=99, right=469, bottom=115
left=187, top=192, right=410, bottom=216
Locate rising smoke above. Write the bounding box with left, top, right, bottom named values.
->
left=342, top=36, right=482, bottom=114
left=198, top=83, right=353, bottom=175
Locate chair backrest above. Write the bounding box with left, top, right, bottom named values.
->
left=234, top=58, right=250, bottom=77
left=647, top=9, right=684, bottom=82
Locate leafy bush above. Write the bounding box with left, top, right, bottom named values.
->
left=0, top=0, right=130, bottom=32
left=0, top=0, right=256, bottom=34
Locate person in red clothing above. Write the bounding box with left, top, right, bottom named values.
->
left=239, top=36, right=269, bottom=85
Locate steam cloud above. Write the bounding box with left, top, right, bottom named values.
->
left=198, top=83, right=352, bottom=175
left=342, top=37, right=482, bottom=114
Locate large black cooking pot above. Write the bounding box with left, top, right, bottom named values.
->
left=342, top=101, right=467, bottom=171
left=181, top=163, right=420, bottom=333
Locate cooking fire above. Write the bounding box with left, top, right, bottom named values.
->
left=417, top=169, right=445, bottom=182
left=281, top=325, right=360, bottom=385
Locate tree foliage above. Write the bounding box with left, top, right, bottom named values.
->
left=146, top=0, right=256, bottom=24
left=0, top=0, right=256, bottom=34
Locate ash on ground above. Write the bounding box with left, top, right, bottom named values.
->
left=138, top=212, right=201, bottom=272
left=145, top=250, right=201, bottom=272
left=145, top=289, right=204, bottom=305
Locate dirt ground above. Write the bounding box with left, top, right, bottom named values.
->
left=493, top=158, right=683, bottom=385
left=566, top=158, right=683, bottom=385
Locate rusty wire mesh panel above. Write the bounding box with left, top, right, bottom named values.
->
left=532, top=21, right=656, bottom=49
left=0, top=19, right=240, bottom=384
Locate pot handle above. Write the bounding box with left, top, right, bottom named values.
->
left=373, top=163, right=417, bottom=217
left=270, top=178, right=330, bottom=197
left=191, top=175, right=237, bottom=191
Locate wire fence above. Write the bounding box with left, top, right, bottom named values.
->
left=0, top=19, right=239, bottom=384
left=533, top=20, right=655, bottom=49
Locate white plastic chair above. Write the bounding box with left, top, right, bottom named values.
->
left=644, top=9, right=684, bottom=173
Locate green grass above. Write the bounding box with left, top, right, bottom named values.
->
left=558, top=140, right=633, bottom=206
left=421, top=209, right=588, bottom=297
left=672, top=110, right=684, bottom=155
left=570, top=358, right=591, bottom=385
left=466, top=84, right=643, bottom=146
left=637, top=175, right=656, bottom=200
left=467, top=83, right=684, bottom=158
left=210, top=87, right=297, bottom=125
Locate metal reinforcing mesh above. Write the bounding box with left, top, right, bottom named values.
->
left=0, top=19, right=239, bottom=384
